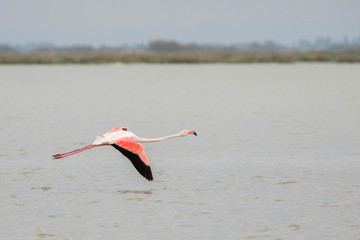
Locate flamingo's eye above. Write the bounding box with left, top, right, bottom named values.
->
left=122, top=127, right=127, bottom=131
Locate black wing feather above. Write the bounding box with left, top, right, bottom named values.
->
left=112, top=144, right=153, bottom=181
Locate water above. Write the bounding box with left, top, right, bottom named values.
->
left=1, top=63, right=359, bottom=240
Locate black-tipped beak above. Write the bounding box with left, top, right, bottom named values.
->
left=193, top=131, right=197, bottom=136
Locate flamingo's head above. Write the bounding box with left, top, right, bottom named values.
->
left=179, top=130, right=197, bottom=136
left=187, top=130, right=197, bottom=136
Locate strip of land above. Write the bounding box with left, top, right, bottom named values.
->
left=1, top=51, right=359, bottom=64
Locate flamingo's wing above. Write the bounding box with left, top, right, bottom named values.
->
left=104, top=127, right=123, bottom=137
left=112, top=137, right=153, bottom=181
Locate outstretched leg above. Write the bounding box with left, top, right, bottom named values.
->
left=53, top=144, right=97, bottom=159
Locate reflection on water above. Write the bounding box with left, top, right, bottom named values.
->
left=117, top=190, right=153, bottom=195
left=1, top=64, right=360, bottom=240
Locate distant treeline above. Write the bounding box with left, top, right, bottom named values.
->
left=146, top=39, right=360, bottom=52
left=1, top=39, right=360, bottom=63
left=1, top=51, right=359, bottom=64
left=2, top=38, right=360, bottom=54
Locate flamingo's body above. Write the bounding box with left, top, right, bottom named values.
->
left=53, top=127, right=197, bottom=181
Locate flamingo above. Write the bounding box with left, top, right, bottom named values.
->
left=52, top=127, right=197, bottom=181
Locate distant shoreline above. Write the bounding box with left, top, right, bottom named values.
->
left=1, top=51, right=359, bottom=64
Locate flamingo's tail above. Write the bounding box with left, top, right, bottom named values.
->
left=52, top=144, right=95, bottom=159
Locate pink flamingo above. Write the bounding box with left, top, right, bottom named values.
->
left=53, top=127, right=197, bottom=181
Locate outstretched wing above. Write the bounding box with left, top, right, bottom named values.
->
left=112, top=137, right=153, bottom=181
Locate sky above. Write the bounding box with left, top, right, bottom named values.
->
left=1, top=0, right=360, bottom=46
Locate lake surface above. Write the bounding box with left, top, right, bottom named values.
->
left=1, top=63, right=359, bottom=240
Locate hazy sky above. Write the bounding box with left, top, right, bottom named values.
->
left=1, top=0, right=360, bottom=46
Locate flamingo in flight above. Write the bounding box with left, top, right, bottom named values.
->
left=53, top=127, right=197, bottom=181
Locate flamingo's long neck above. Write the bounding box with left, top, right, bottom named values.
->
left=132, top=133, right=181, bottom=143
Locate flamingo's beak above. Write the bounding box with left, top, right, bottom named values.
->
left=188, top=130, right=197, bottom=136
